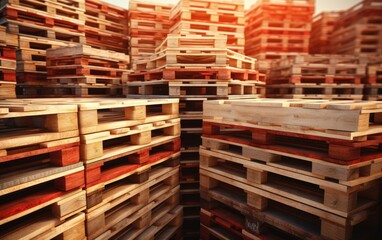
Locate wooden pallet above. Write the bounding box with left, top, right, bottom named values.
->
left=3, top=0, right=85, bottom=15
left=268, top=74, right=363, bottom=85
left=3, top=0, right=85, bottom=21
left=46, top=44, right=129, bottom=63
left=245, top=35, right=310, bottom=55
left=0, top=201, right=86, bottom=240
left=86, top=165, right=179, bottom=239
left=200, top=169, right=378, bottom=240
left=170, top=21, right=244, bottom=38
left=85, top=30, right=129, bottom=53
left=17, top=83, right=123, bottom=97
left=4, top=20, right=86, bottom=43
left=85, top=146, right=180, bottom=208
left=16, top=72, right=46, bottom=84
left=1, top=138, right=81, bottom=190
left=1, top=174, right=85, bottom=226
left=134, top=205, right=183, bottom=240
left=203, top=99, right=382, bottom=139
left=1, top=6, right=84, bottom=33
left=81, top=119, right=180, bottom=162
left=330, top=24, right=382, bottom=55
left=269, top=63, right=366, bottom=78
left=144, top=49, right=255, bottom=71
left=171, top=9, right=244, bottom=26
left=202, top=119, right=382, bottom=165
left=125, top=80, right=265, bottom=99
left=156, top=34, right=227, bottom=52
left=130, top=19, right=170, bottom=32
left=85, top=0, right=128, bottom=21
left=171, top=0, right=244, bottom=19
left=126, top=68, right=264, bottom=82
left=201, top=146, right=381, bottom=216
left=0, top=101, right=78, bottom=153
left=266, top=83, right=364, bottom=100
left=86, top=137, right=180, bottom=188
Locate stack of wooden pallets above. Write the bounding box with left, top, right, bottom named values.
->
left=71, top=98, right=183, bottom=240
left=0, top=0, right=86, bottom=87
left=330, top=0, right=382, bottom=55
left=169, top=0, right=245, bottom=54
left=364, top=59, right=382, bottom=100
left=309, top=11, right=343, bottom=54
left=0, top=97, right=184, bottom=239
left=18, top=44, right=130, bottom=97
left=0, top=25, right=17, bottom=98
left=125, top=34, right=265, bottom=239
left=267, top=54, right=368, bottom=100
left=245, top=0, right=315, bottom=73
left=201, top=99, right=382, bottom=239
left=0, top=100, right=86, bottom=239
left=84, top=0, right=129, bottom=54
left=129, top=0, right=173, bottom=67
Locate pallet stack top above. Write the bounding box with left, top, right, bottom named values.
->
left=84, top=0, right=129, bottom=54
left=330, top=0, right=382, bottom=55
left=266, top=54, right=368, bottom=99
left=124, top=34, right=265, bottom=100
left=129, top=0, right=173, bottom=66
left=169, top=0, right=245, bottom=54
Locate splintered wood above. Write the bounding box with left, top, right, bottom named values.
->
left=201, top=98, right=382, bottom=240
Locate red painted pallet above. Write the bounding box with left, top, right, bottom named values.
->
left=1, top=6, right=84, bottom=33
left=85, top=0, right=128, bottom=20
left=202, top=121, right=382, bottom=164
left=5, top=20, right=85, bottom=44
left=0, top=193, right=86, bottom=240
left=85, top=138, right=181, bottom=189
